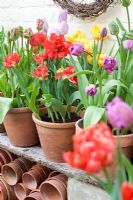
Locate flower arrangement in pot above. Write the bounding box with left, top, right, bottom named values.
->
left=67, top=0, right=133, bottom=162
left=0, top=25, right=43, bottom=147
left=32, top=10, right=84, bottom=163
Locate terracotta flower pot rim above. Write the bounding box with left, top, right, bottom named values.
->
left=32, top=106, right=81, bottom=128
left=8, top=107, right=32, bottom=114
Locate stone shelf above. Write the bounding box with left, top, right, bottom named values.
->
left=0, top=133, right=100, bottom=187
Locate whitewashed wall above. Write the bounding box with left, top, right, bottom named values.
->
left=0, top=0, right=133, bottom=50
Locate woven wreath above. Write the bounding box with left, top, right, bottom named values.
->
left=53, top=0, right=114, bottom=18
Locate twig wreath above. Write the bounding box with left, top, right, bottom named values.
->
left=53, top=0, right=114, bottom=18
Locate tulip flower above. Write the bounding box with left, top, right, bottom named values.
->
left=123, top=40, right=133, bottom=50
left=121, top=181, right=133, bottom=200
left=70, top=43, right=84, bottom=56
left=107, top=97, right=133, bottom=130
left=85, top=84, right=97, bottom=96
left=103, top=56, right=118, bottom=73
left=58, top=9, right=68, bottom=23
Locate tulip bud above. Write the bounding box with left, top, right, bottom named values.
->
left=100, top=27, right=108, bottom=38
left=24, top=28, right=33, bottom=39
left=85, top=84, right=97, bottom=96
left=120, top=0, right=131, bottom=7
left=109, top=22, right=119, bottom=36
left=58, top=9, right=68, bottom=23
left=36, top=18, right=49, bottom=34
left=10, top=27, right=20, bottom=41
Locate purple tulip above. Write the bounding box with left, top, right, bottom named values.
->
left=123, top=40, right=133, bottom=50
left=70, top=43, right=84, bottom=56
left=58, top=9, right=68, bottom=23
left=85, top=84, right=97, bottom=96
left=107, top=97, right=133, bottom=130
left=36, top=18, right=49, bottom=34
left=24, top=28, right=33, bottom=39
left=100, top=27, right=108, bottom=38
left=103, top=56, right=117, bottom=73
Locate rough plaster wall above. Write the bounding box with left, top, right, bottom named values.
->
left=0, top=0, right=132, bottom=50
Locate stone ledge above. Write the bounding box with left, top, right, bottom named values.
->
left=0, top=133, right=100, bottom=188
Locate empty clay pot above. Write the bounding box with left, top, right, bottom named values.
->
left=40, top=179, right=67, bottom=200
left=2, top=162, right=23, bottom=185
left=0, top=181, right=8, bottom=200
left=0, top=175, right=16, bottom=200
left=0, top=148, right=17, bottom=162
left=47, top=174, right=68, bottom=189
left=24, top=189, right=42, bottom=200
left=14, top=182, right=31, bottom=200
left=3, top=107, right=39, bottom=147
left=48, top=171, right=61, bottom=178
left=32, top=164, right=51, bottom=178
left=23, top=169, right=43, bottom=190
left=33, top=107, right=83, bottom=163
left=17, top=158, right=33, bottom=171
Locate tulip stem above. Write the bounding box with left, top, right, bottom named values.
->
left=126, top=7, right=131, bottom=31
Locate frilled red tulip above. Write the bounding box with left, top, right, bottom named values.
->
left=44, top=33, right=71, bottom=60
left=33, top=52, right=48, bottom=65
left=32, top=65, right=48, bottom=80
left=121, top=181, right=133, bottom=200
left=3, top=53, right=20, bottom=69
left=55, top=66, right=78, bottom=85
left=64, top=122, right=117, bottom=173
left=29, top=32, right=46, bottom=47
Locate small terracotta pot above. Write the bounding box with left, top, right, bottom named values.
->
left=33, top=107, right=83, bottom=163
left=76, top=118, right=133, bottom=160
left=0, top=148, right=17, bottom=162
left=22, top=169, right=43, bottom=190
left=15, top=158, right=33, bottom=171
left=48, top=170, right=61, bottom=178
left=24, top=191, right=42, bottom=200
left=0, top=181, right=8, bottom=200
left=47, top=174, right=68, bottom=189
left=40, top=179, right=67, bottom=200
left=2, top=162, right=23, bottom=186
left=14, top=182, right=31, bottom=200
left=32, top=164, right=51, bottom=177
left=0, top=174, right=16, bottom=200
left=3, top=107, right=39, bottom=147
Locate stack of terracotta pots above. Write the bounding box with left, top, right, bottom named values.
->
left=0, top=147, right=68, bottom=200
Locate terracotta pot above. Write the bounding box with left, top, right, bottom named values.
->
left=3, top=107, right=39, bottom=147
left=31, top=164, right=50, bottom=178
left=14, top=182, right=31, bottom=200
left=22, top=169, right=43, bottom=190
left=15, top=158, right=33, bottom=171
left=24, top=191, right=42, bottom=200
left=48, top=171, right=61, bottom=178
left=33, top=107, right=83, bottom=163
left=0, top=181, right=8, bottom=200
left=47, top=175, right=67, bottom=189
left=2, top=162, right=23, bottom=186
left=0, top=174, right=16, bottom=200
left=40, top=179, right=67, bottom=200
left=0, top=148, right=17, bottom=162
left=76, top=118, right=133, bottom=160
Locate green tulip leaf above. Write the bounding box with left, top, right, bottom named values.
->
left=0, top=97, right=13, bottom=123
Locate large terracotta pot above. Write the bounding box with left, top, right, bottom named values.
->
left=76, top=119, right=133, bottom=160
left=33, top=107, right=83, bottom=163
left=3, top=107, right=39, bottom=147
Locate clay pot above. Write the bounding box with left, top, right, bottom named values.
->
left=3, top=107, right=39, bottom=147
left=24, top=191, right=42, bottom=200
left=0, top=174, right=16, bottom=200
left=15, top=158, right=33, bottom=171
left=14, top=182, right=31, bottom=200
left=0, top=148, right=17, bottom=162
left=76, top=118, right=133, bottom=160
left=22, top=169, right=44, bottom=190
left=48, top=170, right=61, bottom=178
left=33, top=107, right=83, bottom=163
left=31, top=164, right=51, bottom=178
left=2, top=162, right=23, bottom=185
left=40, top=179, right=67, bottom=200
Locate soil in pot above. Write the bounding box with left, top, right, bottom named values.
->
left=3, top=107, right=39, bottom=147
left=33, top=107, right=84, bottom=163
